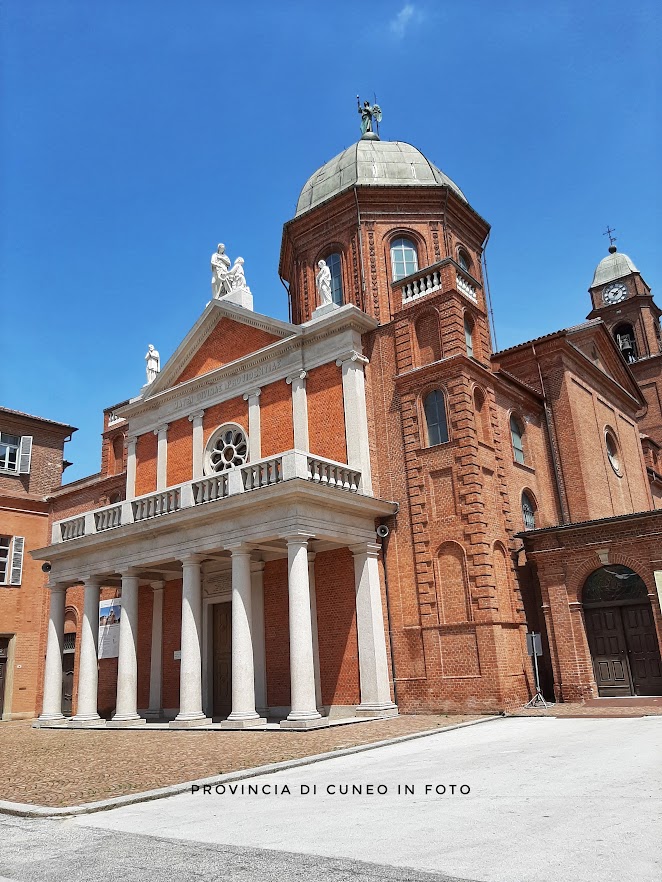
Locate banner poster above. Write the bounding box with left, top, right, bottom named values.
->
left=98, top=598, right=121, bottom=659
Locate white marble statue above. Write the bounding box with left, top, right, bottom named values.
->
left=211, top=243, right=232, bottom=299
left=316, top=259, right=332, bottom=306
left=228, top=257, right=249, bottom=291
left=145, top=344, right=160, bottom=384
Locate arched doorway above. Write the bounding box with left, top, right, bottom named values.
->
left=583, top=566, right=662, bottom=696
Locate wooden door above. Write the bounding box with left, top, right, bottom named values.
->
left=622, top=604, right=662, bottom=696
left=0, top=659, right=6, bottom=717
left=584, top=606, right=633, bottom=696
left=62, top=654, right=74, bottom=716
left=213, top=603, right=232, bottom=717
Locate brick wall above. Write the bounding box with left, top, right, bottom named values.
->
left=176, top=319, right=281, bottom=385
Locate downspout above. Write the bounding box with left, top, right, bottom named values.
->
left=354, top=186, right=367, bottom=313
left=531, top=343, right=570, bottom=524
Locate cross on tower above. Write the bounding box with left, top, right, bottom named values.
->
left=603, top=225, right=617, bottom=247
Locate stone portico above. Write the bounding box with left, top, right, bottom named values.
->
left=33, top=297, right=399, bottom=729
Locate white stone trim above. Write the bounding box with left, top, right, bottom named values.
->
left=38, top=583, right=67, bottom=722
left=188, top=411, right=205, bottom=480
left=70, top=576, right=102, bottom=723
left=243, top=390, right=262, bottom=461
left=154, top=425, right=169, bottom=491
left=287, top=371, right=309, bottom=452
left=336, top=354, right=373, bottom=494
left=126, top=436, right=138, bottom=501
left=147, top=581, right=165, bottom=717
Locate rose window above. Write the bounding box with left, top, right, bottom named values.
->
left=205, top=425, right=249, bottom=474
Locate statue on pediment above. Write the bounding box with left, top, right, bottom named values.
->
left=211, top=243, right=232, bottom=298
left=145, top=345, right=160, bottom=384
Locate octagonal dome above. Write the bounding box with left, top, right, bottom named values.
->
left=591, top=248, right=639, bottom=288
left=295, top=139, right=467, bottom=217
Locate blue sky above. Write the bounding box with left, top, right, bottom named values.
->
left=2, top=1, right=660, bottom=482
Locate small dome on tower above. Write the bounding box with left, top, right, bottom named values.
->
left=295, top=140, right=467, bottom=217
left=591, top=247, right=639, bottom=288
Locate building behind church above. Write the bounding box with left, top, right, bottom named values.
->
left=2, top=121, right=661, bottom=724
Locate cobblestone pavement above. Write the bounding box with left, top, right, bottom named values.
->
left=511, top=699, right=662, bottom=717
left=0, top=715, right=481, bottom=808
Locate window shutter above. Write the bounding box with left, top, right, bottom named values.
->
left=18, top=436, right=33, bottom=474
left=10, top=537, right=24, bottom=585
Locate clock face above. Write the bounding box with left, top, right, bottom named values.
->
left=602, top=282, right=627, bottom=305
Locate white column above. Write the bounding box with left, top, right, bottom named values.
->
left=110, top=569, right=144, bottom=725
left=222, top=546, right=265, bottom=728
left=70, top=576, right=104, bottom=726
left=154, top=424, right=169, bottom=491
left=308, top=552, right=322, bottom=709
left=243, top=389, right=262, bottom=461
left=38, top=582, right=67, bottom=723
left=188, top=410, right=205, bottom=480
left=126, top=435, right=138, bottom=501
left=336, top=352, right=373, bottom=494
left=147, top=580, right=165, bottom=719
left=172, top=554, right=209, bottom=726
left=351, top=542, right=397, bottom=715
left=281, top=534, right=326, bottom=728
left=287, top=371, right=309, bottom=451
left=251, top=561, right=268, bottom=714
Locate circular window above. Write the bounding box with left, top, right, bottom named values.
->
left=605, top=431, right=621, bottom=475
left=205, top=424, right=248, bottom=474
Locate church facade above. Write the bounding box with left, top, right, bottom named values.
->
left=25, top=128, right=662, bottom=726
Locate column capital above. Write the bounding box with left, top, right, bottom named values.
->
left=335, top=351, right=369, bottom=368
left=281, top=530, right=315, bottom=547
left=225, top=541, right=254, bottom=555
left=81, top=575, right=103, bottom=587
left=307, top=551, right=317, bottom=564
left=188, top=410, right=205, bottom=422
left=127, top=435, right=139, bottom=447
left=47, top=580, right=68, bottom=594
left=242, top=388, right=261, bottom=401
left=154, top=423, right=169, bottom=437
left=250, top=560, right=266, bottom=573
left=286, top=370, right=307, bottom=385
left=180, top=553, right=205, bottom=567
left=150, top=579, right=166, bottom=591
left=119, top=566, right=141, bottom=579
left=349, top=542, right=381, bottom=560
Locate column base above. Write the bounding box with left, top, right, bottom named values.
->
left=280, top=717, right=330, bottom=730
left=107, top=717, right=147, bottom=728
left=355, top=703, right=398, bottom=719
left=33, top=715, right=67, bottom=728
left=221, top=717, right=267, bottom=730
left=69, top=717, right=107, bottom=728
left=143, top=709, right=165, bottom=722
left=169, top=716, right=212, bottom=729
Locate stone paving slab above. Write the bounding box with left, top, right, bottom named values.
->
left=0, top=714, right=483, bottom=809
left=511, top=701, right=662, bottom=717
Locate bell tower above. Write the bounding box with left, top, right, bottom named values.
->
left=587, top=239, right=662, bottom=364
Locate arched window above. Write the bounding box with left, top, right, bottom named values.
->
left=424, top=390, right=449, bottom=446
left=613, top=323, right=638, bottom=363
left=521, top=492, right=536, bottom=530
left=325, top=252, right=343, bottom=306
left=510, top=415, right=525, bottom=464
left=464, top=314, right=475, bottom=358
left=457, top=248, right=472, bottom=273
left=605, top=429, right=621, bottom=475
left=390, top=237, right=418, bottom=281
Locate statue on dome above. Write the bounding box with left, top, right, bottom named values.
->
left=357, top=96, right=382, bottom=138
left=211, top=243, right=232, bottom=298
left=316, top=259, right=332, bottom=306
left=145, top=344, right=160, bottom=384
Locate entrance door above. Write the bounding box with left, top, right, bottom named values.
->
left=622, top=604, right=662, bottom=696
left=213, top=603, right=232, bottom=717
left=62, top=653, right=74, bottom=716
left=584, top=606, right=633, bottom=696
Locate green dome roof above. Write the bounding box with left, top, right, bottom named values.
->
left=591, top=248, right=639, bottom=287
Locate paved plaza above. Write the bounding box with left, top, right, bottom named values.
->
left=0, top=716, right=660, bottom=882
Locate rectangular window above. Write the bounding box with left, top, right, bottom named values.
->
left=0, top=537, right=24, bottom=585
left=0, top=537, right=10, bottom=583
left=0, top=433, right=20, bottom=471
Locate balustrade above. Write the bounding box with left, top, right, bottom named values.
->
left=60, top=516, right=85, bottom=541
left=401, top=269, right=442, bottom=303
left=242, top=455, right=283, bottom=491
left=132, top=488, right=181, bottom=522
left=94, top=504, right=122, bottom=532
left=192, top=474, right=229, bottom=504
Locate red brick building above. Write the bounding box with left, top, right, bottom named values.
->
left=24, top=130, right=662, bottom=725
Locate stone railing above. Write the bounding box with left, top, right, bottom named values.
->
left=192, top=473, right=229, bottom=505
left=133, top=488, right=181, bottom=522
left=59, top=515, right=86, bottom=542
left=94, top=504, right=122, bottom=532
left=456, top=272, right=477, bottom=301
left=50, top=450, right=363, bottom=544
left=401, top=268, right=442, bottom=304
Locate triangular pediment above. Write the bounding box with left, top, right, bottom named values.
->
left=567, top=322, right=645, bottom=404
left=139, top=299, right=299, bottom=399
